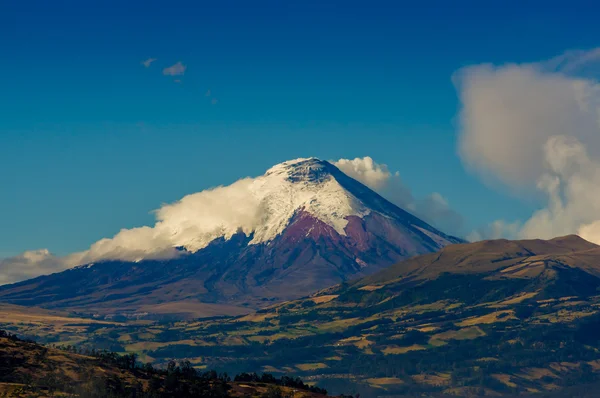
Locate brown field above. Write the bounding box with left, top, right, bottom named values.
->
left=138, top=300, right=251, bottom=318
left=310, top=295, right=339, bottom=304
left=430, top=326, right=486, bottom=343
left=296, top=363, right=328, bottom=371
left=457, top=310, right=516, bottom=327
left=492, top=374, right=517, bottom=388
left=0, top=304, right=118, bottom=327
left=382, top=344, right=426, bottom=355
left=411, top=373, right=450, bottom=386
left=358, top=285, right=384, bottom=291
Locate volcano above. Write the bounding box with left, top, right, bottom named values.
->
left=0, top=158, right=462, bottom=317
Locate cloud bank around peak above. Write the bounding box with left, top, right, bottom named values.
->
left=0, top=250, right=69, bottom=285
left=455, top=48, right=600, bottom=243
left=333, top=157, right=464, bottom=236
left=75, top=177, right=261, bottom=265
left=0, top=178, right=263, bottom=284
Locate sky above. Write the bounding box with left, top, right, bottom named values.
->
left=1, top=1, right=600, bottom=261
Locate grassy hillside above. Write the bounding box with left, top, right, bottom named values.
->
left=4, top=236, right=600, bottom=396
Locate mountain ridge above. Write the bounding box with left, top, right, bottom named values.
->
left=352, top=234, right=600, bottom=288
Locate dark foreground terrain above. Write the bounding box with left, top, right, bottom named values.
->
left=0, top=330, right=329, bottom=397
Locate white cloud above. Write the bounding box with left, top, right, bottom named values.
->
left=578, top=220, right=600, bottom=244
left=141, top=58, right=157, bottom=68
left=162, top=62, right=186, bottom=76
left=0, top=249, right=69, bottom=285
left=1, top=177, right=263, bottom=284
left=456, top=48, right=600, bottom=243
left=74, top=177, right=262, bottom=265
left=334, top=156, right=395, bottom=190
left=333, top=157, right=464, bottom=235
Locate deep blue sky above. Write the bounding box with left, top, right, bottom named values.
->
left=1, top=1, right=598, bottom=256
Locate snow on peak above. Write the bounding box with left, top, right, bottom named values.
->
left=265, top=157, right=332, bottom=183
left=246, top=158, right=369, bottom=246
left=65, top=157, right=372, bottom=264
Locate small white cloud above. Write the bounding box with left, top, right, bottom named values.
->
left=334, top=156, right=392, bottom=191
left=141, top=58, right=157, bottom=68
left=163, top=62, right=186, bottom=76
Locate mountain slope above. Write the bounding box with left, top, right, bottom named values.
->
left=0, top=158, right=462, bottom=317
left=354, top=234, right=600, bottom=288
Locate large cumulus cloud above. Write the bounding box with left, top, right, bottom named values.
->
left=456, top=48, right=600, bottom=243
left=77, top=178, right=261, bottom=264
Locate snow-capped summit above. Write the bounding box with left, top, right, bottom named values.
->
left=0, top=157, right=463, bottom=317
left=265, top=157, right=333, bottom=182
left=245, top=157, right=370, bottom=246
left=153, top=156, right=457, bottom=255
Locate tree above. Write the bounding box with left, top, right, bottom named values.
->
left=263, top=385, right=283, bottom=398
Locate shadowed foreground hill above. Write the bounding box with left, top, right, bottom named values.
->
left=0, top=330, right=329, bottom=397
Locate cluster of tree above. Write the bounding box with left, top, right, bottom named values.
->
left=0, top=329, right=33, bottom=343
left=234, top=372, right=327, bottom=394
left=2, top=330, right=328, bottom=397
left=54, top=344, right=141, bottom=371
